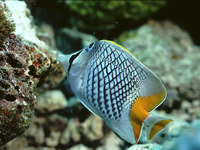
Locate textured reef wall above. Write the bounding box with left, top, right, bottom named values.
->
left=0, top=1, right=65, bottom=146
left=0, top=2, right=15, bottom=45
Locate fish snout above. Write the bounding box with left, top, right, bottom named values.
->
left=58, top=54, right=66, bottom=63
left=58, top=54, right=70, bottom=72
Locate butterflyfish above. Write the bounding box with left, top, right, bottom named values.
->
left=58, top=40, right=173, bottom=144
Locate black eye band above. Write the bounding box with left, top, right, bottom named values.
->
left=68, top=50, right=82, bottom=72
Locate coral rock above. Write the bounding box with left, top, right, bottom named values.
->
left=96, top=132, right=124, bottom=150
left=0, top=2, right=15, bottom=45
left=46, top=131, right=61, bottom=147
left=68, top=144, right=92, bottom=150
left=80, top=115, right=104, bottom=141
left=0, top=1, right=65, bottom=146
left=127, top=143, right=162, bottom=150
left=0, top=34, right=36, bottom=146
left=36, top=90, right=67, bottom=113
left=117, top=20, right=200, bottom=107
left=60, top=119, right=81, bottom=145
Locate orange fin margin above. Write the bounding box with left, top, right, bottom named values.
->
left=130, top=119, right=142, bottom=144
left=129, top=96, right=149, bottom=144
left=129, top=92, right=167, bottom=144
left=148, top=119, right=173, bottom=140
left=138, top=92, right=166, bottom=113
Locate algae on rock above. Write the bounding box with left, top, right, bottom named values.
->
left=0, top=1, right=65, bottom=146
left=0, top=2, right=15, bottom=45
left=64, top=1, right=166, bottom=31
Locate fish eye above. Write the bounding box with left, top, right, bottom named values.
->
left=87, top=42, right=95, bottom=51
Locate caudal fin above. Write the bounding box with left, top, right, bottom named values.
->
left=143, top=114, right=173, bottom=141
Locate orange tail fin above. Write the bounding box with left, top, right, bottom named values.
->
left=144, top=114, right=173, bottom=140
left=129, top=92, right=172, bottom=144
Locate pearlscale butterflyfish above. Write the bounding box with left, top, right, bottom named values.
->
left=58, top=40, right=173, bottom=144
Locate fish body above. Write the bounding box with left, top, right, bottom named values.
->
left=58, top=40, right=173, bottom=144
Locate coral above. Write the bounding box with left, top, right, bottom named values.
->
left=0, top=1, right=66, bottom=146
left=127, top=143, right=162, bottom=150
left=0, top=34, right=36, bottom=146
left=6, top=95, right=105, bottom=149
left=5, top=1, right=41, bottom=45
left=0, top=33, right=65, bottom=146
left=80, top=115, right=104, bottom=141
left=68, top=144, right=92, bottom=150
left=36, top=90, right=67, bottom=113
left=60, top=118, right=81, bottom=145
left=96, top=132, right=124, bottom=150
left=0, top=2, right=15, bottom=45
left=64, top=1, right=166, bottom=31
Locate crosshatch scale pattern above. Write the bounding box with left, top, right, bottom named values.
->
left=84, top=42, right=149, bottom=121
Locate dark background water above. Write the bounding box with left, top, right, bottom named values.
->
left=27, top=0, right=200, bottom=45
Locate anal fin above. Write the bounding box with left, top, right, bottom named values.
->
left=129, top=98, right=149, bottom=144
left=130, top=118, right=143, bottom=144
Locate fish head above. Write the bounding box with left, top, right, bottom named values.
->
left=58, top=41, right=99, bottom=97
left=58, top=41, right=98, bottom=75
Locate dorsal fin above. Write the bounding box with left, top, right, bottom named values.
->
left=101, top=40, right=139, bottom=60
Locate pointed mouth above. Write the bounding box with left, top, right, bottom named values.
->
left=58, top=54, right=66, bottom=64
left=58, top=50, right=83, bottom=74
left=57, top=54, right=71, bottom=73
